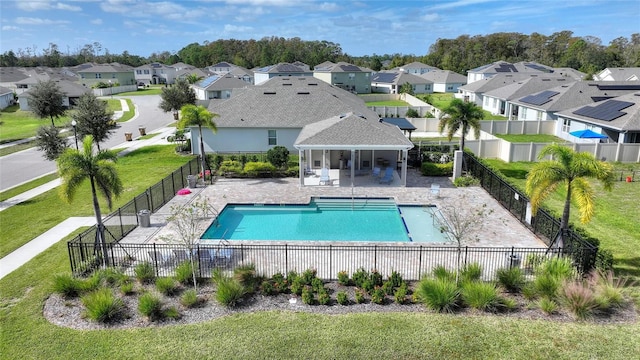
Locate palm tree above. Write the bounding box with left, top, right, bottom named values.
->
left=438, top=98, right=484, bottom=151
left=179, top=104, right=218, bottom=178
left=57, top=136, right=123, bottom=266
left=185, top=73, right=204, bottom=85
left=525, top=144, right=614, bottom=247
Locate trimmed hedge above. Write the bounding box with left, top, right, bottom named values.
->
left=421, top=162, right=453, bottom=176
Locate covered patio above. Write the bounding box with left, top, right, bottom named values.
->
left=294, top=112, right=414, bottom=187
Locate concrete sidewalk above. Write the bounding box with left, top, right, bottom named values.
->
left=0, top=217, right=96, bottom=279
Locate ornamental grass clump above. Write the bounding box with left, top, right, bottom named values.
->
left=496, top=266, right=526, bottom=293
left=174, top=261, right=195, bottom=285
left=155, top=277, right=180, bottom=296
left=415, top=277, right=459, bottom=313
left=560, top=280, right=598, bottom=320
left=134, top=262, right=155, bottom=284
left=180, top=289, right=200, bottom=308
left=432, top=265, right=456, bottom=282
left=460, top=281, right=502, bottom=312
left=460, top=263, right=483, bottom=283
left=81, top=288, right=125, bottom=323
left=138, top=292, right=163, bottom=320
left=214, top=275, right=246, bottom=308
left=53, top=273, right=84, bottom=298
left=233, top=263, right=259, bottom=293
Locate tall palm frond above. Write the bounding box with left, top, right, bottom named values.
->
left=179, top=104, right=219, bottom=177
left=438, top=99, right=483, bottom=150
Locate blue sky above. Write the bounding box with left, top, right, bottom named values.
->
left=1, top=0, right=639, bottom=58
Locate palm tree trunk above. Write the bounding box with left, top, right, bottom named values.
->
left=90, top=177, right=110, bottom=267
left=460, top=124, right=466, bottom=151
left=558, top=181, right=572, bottom=249
left=198, top=125, right=206, bottom=180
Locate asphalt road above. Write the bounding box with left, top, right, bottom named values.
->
left=0, top=95, right=174, bottom=192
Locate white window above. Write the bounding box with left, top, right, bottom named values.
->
left=95, top=73, right=102, bottom=79
left=268, top=130, right=277, bottom=145
left=536, top=111, right=543, bottom=121
left=348, top=73, right=355, bottom=79
left=521, top=108, right=527, bottom=119
left=136, top=70, right=142, bottom=74
left=484, top=97, right=489, bottom=106
left=447, top=85, right=453, bottom=91
left=492, top=98, right=497, bottom=107
left=562, top=118, right=571, bottom=133
left=144, top=70, right=150, bottom=74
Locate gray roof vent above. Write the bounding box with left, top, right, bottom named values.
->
left=297, top=91, right=310, bottom=95
left=263, top=91, right=276, bottom=95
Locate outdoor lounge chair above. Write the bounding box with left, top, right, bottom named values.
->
left=148, top=250, right=172, bottom=266
left=197, top=249, right=214, bottom=270
left=172, top=249, right=190, bottom=264
left=371, top=167, right=381, bottom=177
left=215, top=248, right=234, bottom=267
left=379, top=167, right=394, bottom=184
left=319, top=167, right=331, bottom=185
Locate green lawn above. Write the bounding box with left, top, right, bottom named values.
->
left=483, top=159, right=640, bottom=280
left=0, top=105, right=71, bottom=143
left=118, top=87, right=162, bottom=96
left=0, top=173, right=59, bottom=202
left=105, top=99, right=122, bottom=112
left=494, top=134, right=568, bottom=143
left=0, top=145, right=194, bottom=258
left=117, top=99, right=135, bottom=122
left=1, top=238, right=639, bottom=359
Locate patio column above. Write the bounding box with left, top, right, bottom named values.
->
left=299, top=149, right=304, bottom=187
left=350, top=149, right=356, bottom=186
left=401, top=149, right=408, bottom=187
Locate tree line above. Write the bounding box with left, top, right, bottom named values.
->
left=1, top=32, right=639, bottom=76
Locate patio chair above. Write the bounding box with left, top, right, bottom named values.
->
left=197, top=249, right=214, bottom=270
left=319, top=167, right=331, bottom=185
left=379, top=167, right=394, bottom=184
left=371, top=167, right=381, bottom=177
left=431, top=183, right=441, bottom=198
left=215, top=248, right=234, bottom=267
left=148, top=250, right=172, bottom=266
left=172, top=249, right=190, bottom=265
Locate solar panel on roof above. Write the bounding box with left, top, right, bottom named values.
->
left=340, top=65, right=361, bottom=71
left=524, top=63, right=554, bottom=73
left=520, top=90, right=560, bottom=106
left=372, top=73, right=399, bottom=83
left=198, top=75, right=220, bottom=87
left=495, top=64, right=518, bottom=73
left=596, top=84, right=640, bottom=91
left=572, top=100, right=634, bottom=121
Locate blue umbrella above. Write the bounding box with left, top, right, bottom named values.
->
left=569, top=129, right=607, bottom=139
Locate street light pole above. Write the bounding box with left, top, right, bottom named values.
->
left=71, top=120, right=78, bottom=150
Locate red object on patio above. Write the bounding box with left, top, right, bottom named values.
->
left=177, top=188, right=192, bottom=195
left=626, top=176, right=632, bottom=183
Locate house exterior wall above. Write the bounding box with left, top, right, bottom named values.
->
left=434, top=82, right=464, bottom=93
left=371, top=83, right=393, bottom=94
left=195, top=127, right=302, bottom=153
left=79, top=72, right=135, bottom=87
left=0, top=92, right=13, bottom=109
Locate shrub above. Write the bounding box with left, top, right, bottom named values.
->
left=524, top=253, right=546, bottom=271
left=266, top=146, right=289, bottom=169
left=533, top=274, right=562, bottom=299
left=590, top=270, right=630, bottom=310
left=521, top=283, right=537, bottom=301
left=272, top=272, right=288, bottom=293
left=81, top=288, right=124, bottom=323
left=317, top=288, right=331, bottom=305
left=361, top=279, right=375, bottom=294
left=180, top=289, right=200, bottom=308
left=370, top=269, right=383, bottom=287
left=155, top=277, right=180, bottom=296
left=382, top=281, right=395, bottom=295
left=355, top=289, right=366, bottom=304
left=337, top=271, right=350, bottom=286
left=53, top=273, right=84, bottom=298
left=389, top=270, right=403, bottom=288
left=92, top=268, right=128, bottom=287
left=287, top=270, right=299, bottom=284
left=352, top=268, right=369, bottom=288
left=301, top=286, right=315, bottom=305
left=244, top=161, right=276, bottom=176
left=536, top=257, right=575, bottom=280
left=538, top=297, right=558, bottom=315
left=415, top=278, right=459, bottom=313
left=290, top=277, right=304, bottom=296
left=394, top=285, right=408, bottom=304
left=460, top=263, right=482, bottom=283
left=300, top=268, right=317, bottom=285
left=595, top=249, right=614, bottom=272
left=496, top=266, right=526, bottom=293
left=432, top=265, right=456, bottom=282
left=453, top=175, right=480, bottom=187
left=405, top=108, right=419, bottom=118
left=560, top=280, right=598, bottom=320
left=134, top=262, right=155, bottom=284
left=216, top=276, right=246, bottom=308
left=420, top=162, right=453, bottom=176
left=138, top=292, right=163, bottom=320
left=218, top=160, right=242, bottom=174
left=175, top=261, right=195, bottom=285
left=371, top=287, right=386, bottom=305
left=460, top=281, right=502, bottom=312
left=311, top=277, right=324, bottom=293
left=261, top=281, right=276, bottom=296
left=336, top=291, right=349, bottom=305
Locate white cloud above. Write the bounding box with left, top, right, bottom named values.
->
left=15, top=17, right=70, bottom=25
left=2, top=25, right=22, bottom=31
left=56, top=3, right=82, bottom=11
left=422, top=13, right=440, bottom=22
left=318, top=2, right=339, bottom=12
left=91, top=19, right=103, bottom=25
left=426, top=0, right=495, bottom=11
left=224, top=0, right=293, bottom=6
left=16, top=0, right=81, bottom=12
left=223, top=24, right=253, bottom=33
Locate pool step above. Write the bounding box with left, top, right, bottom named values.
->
left=312, top=198, right=397, bottom=211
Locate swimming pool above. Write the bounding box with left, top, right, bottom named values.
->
left=201, top=197, right=450, bottom=243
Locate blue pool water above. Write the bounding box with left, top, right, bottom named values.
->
left=201, top=198, right=449, bottom=243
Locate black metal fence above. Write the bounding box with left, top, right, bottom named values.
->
left=67, top=157, right=199, bottom=271
left=68, top=241, right=564, bottom=281
left=464, top=152, right=598, bottom=274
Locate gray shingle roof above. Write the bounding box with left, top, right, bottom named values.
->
left=400, top=62, right=439, bottom=70
left=484, top=77, right=572, bottom=100
left=77, top=63, right=133, bottom=73
left=208, top=77, right=377, bottom=129
left=419, top=70, right=466, bottom=84
left=295, top=112, right=413, bottom=148
left=194, top=75, right=249, bottom=90
left=459, top=73, right=564, bottom=93
left=371, top=72, right=430, bottom=85
left=556, top=92, right=640, bottom=131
